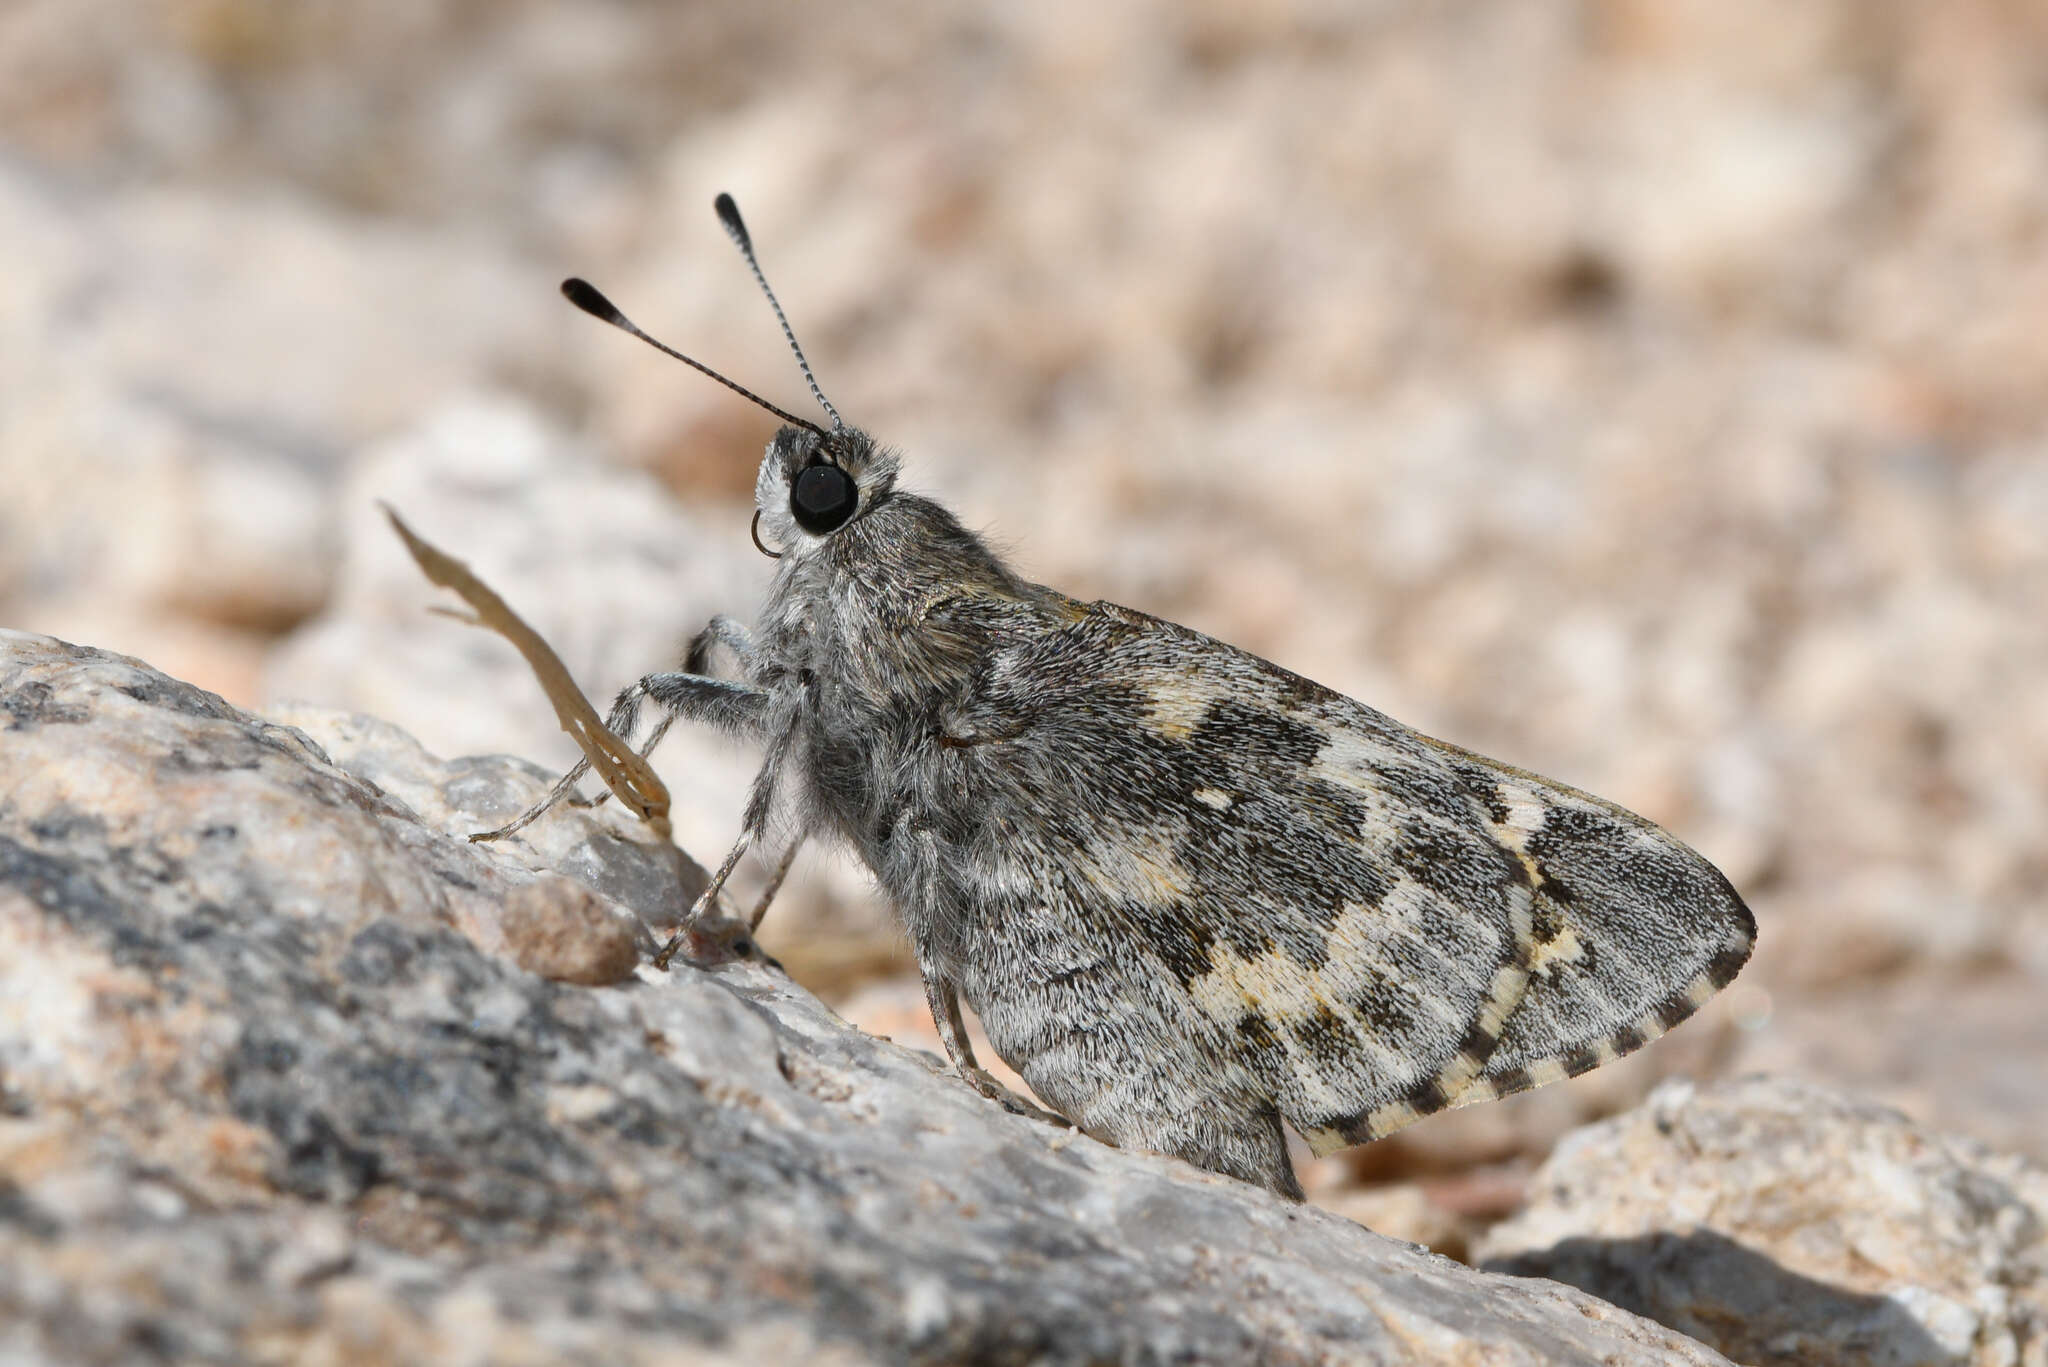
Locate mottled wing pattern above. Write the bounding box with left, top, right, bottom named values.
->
left=954, top=600, right=1754, bottom=1154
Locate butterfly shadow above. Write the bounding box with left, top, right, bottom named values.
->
left=1482, top=1228, right=1952, bottom=1367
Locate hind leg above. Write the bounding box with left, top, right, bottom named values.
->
left=1143, top=1102, right=1302, bottom=1201
left=921, top=973, right=1073, bottom=1127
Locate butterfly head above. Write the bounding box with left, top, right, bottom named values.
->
left=752, top=422, right=900, bottom=557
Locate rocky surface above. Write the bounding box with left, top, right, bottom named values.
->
left=0, top=633, right=1757, bottom=1364
left=1481, top=1077, right=2048, bottom=1367
left=4, top=0, right=2047, bottom=1334
left=1724, top=973, right=2048, bottom=1174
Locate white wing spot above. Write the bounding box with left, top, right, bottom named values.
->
left=1076, top=827, right=1191, bottom=908
left=1141, top=678, right=1215, bottom=740
left=1312, top=727, right=1419, bottom=789
left=1193, top=787, right=1232, bottom=810
left=1527, top=921, right=1586, bottom=974
left=1489, top=780, right=1552, bottom=854
left=1188, top=943, right=1326, bottom=1026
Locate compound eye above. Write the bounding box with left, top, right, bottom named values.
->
left=790, top=463, right=858, bottom=534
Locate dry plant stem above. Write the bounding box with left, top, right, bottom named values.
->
left=654, top=828, right=754, bottom=969
left=473, top=714, right=679, bottom=841
left=381, top=506, right=672, bottom=842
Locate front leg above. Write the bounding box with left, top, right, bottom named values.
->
left=921, top=971, right=1072, bottom=1129
left=685, top=614, right=759, bottom=676
left=653, top=695, right=804, bottom=968
left=746, top=837, right=802, bottom=931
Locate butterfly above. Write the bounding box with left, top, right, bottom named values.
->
left=525, top=194, right=1756, bottom=1200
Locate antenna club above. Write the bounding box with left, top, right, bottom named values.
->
left=714, top=194, right=844, bottom=431
left=714, top=193, right=752, bottom=250
left=561, top=278, right=630, bottom=329
left=555, top=273, right=823, bottom=435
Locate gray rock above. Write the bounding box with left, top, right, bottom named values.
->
left=259, top=700, right=710, bottom=942
left=1478, top=1076, right=2048, bottom=1367
left=0, top=630, right=1740, bottom=1365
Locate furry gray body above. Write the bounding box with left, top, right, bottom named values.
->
left=631, top=424, right=1755, bottom=1200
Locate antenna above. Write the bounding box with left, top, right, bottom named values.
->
left=559, top=277, right=824, bottom=435
left=714, top=193, right=843, bottom=431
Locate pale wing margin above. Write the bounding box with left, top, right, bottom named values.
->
left=1415, top=738, right=1757, bottom=1112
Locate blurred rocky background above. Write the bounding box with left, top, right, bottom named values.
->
left=4, top=0, right=2046, bottom=1256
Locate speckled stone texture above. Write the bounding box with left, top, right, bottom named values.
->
left=0, top=632, right=1739, bottom=1364
left=1481, top=1077, right=2048, bottom=1367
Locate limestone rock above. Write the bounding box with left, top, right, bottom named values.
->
left=1479, top=1076, right=2048, bottom=1367
left=0, top=631, right=1745, bottom=1364
left=259, top=700, right=708, bottom=940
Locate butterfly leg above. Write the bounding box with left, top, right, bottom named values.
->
left=652, top=703, right=804, bottom=967
left=922, top=972, right=1072, bottom=1128
left=472, top=672, right=768, bottom=840
left=685, top=614, right=759, bottom=674
left=746, top=837, right=803, bottom=931
left=652, top=825, right=755, bottom=968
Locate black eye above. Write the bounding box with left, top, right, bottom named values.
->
left=790, top=463, right=859, bottom=534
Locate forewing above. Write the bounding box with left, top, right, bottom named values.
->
left=949, top=603, right=1540, bottom=1147
left=951, top=600, right=1753, bottom=1154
